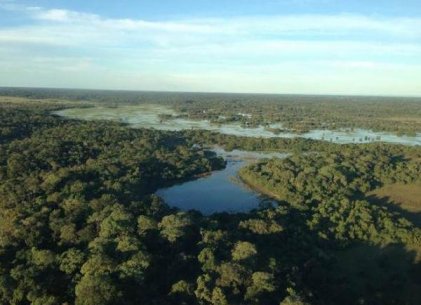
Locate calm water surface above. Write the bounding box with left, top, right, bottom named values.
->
left=53, top=105, right=420, bottom=213
left=156, top=160, right=259, bottom=214
left=156, top=149, right=289, bottom=214
left=54, top=105, right=421, bottom=146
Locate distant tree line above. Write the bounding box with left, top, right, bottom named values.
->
left=1, top=87, right=420, bottom=135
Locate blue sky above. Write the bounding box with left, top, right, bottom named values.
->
left=1, top=0, right=421, bottom=96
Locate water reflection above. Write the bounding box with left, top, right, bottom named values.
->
left=156, top=148, right=288, bottom=214
left=54, top=105, right=421, bottom=146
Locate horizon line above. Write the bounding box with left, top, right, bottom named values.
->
left=1, top=85, right=421, bottom=99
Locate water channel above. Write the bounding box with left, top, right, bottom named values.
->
left=54, top=105, right=421, bottom=146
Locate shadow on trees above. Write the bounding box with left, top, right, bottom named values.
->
left=236, top=206, right=421, bottom=305
left=366, top=194, right=421, bottom=227
left=305, top=242, right=421, bottom=305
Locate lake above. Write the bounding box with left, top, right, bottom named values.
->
left=156, top=148, right=289, bottom=214
left=54, top=105, right=421, bottom=146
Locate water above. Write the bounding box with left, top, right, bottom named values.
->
left=52, top=105, right=420, bottom=213
left=156, top=160, right=258, bottom=214
left=156, top=148, right=289, bottom=214
left=54, top=105, right=421, bottom=146
left=211, top=146, right=290, bottom=160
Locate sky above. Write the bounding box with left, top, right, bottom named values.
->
left=1, top=0, right=421, bottom=96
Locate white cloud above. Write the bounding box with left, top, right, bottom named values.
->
left=2, top=5, right=421, bottom=48
left=4, top=5, right=419, bottom=38
left=1, top=4, right=421, bottom=95
left=36, top=9, right=75, bottom=22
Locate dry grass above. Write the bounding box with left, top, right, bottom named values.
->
left=384, top=117, right=421, bottom=123
left=367, top=183, right=421, bottom=264
left=368, top=182, right=421, bottom=213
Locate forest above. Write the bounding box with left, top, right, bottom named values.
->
left=1, top=87, right=420, bottom=135
left=0, top=93, right=420, bottom=305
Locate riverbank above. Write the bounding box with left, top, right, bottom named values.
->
left=237, top=169, right=283, bottom=202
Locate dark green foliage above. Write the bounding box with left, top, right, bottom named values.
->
left=240, top=147, right=420, bottom=244
left=0, top=98, right=420, bottom=305
left=0, top=103, right=225, bottom=305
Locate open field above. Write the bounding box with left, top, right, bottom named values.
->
left=368, top=182, right=421, bottom=225
left=368, top=183, right=421, bottom=213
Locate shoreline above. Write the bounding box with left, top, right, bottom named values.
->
left=237, top=170, right=283, bottom=202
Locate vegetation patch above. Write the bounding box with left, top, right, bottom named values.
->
left=1, top=95, right=420, bottom=305
left=367, top=182, right=421, bottom=225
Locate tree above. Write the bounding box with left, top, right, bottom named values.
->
left=211, top=287, right=229, bottom=305
left=280, top=288, right=310, bottom=305
left=75, top=274, right=121, bottom=305
left=231, top=241, right=257, bottom=261
left=245, top=272, right=276, bottom=301
left=158, top=212, right=193, bottom=243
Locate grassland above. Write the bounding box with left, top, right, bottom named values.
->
left=367, top=182, right=421, bottom=226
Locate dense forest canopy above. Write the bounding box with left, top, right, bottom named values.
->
left=1, top=88, right=421, bottom=135
left=0, top=94, right=420, bottom=305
